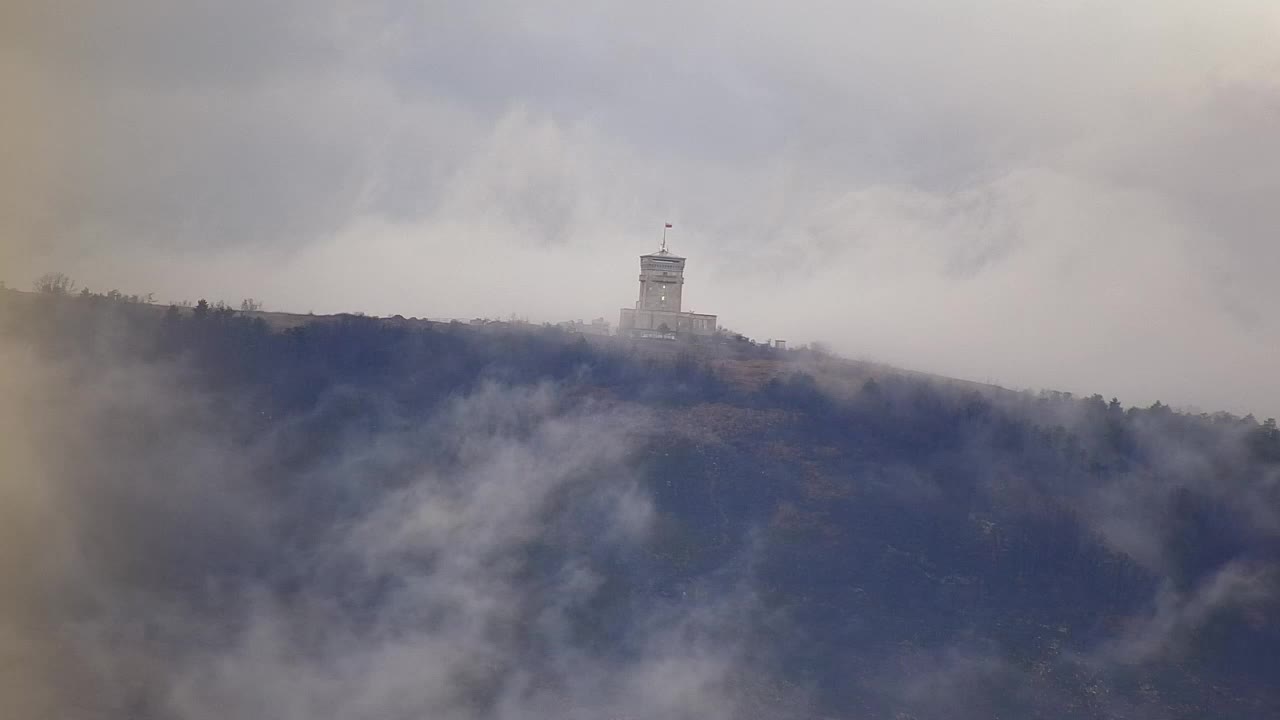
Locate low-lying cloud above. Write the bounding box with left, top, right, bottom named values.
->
left=0, top=342, right=793, bottom=719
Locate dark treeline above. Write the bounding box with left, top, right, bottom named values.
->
left=3, top=289, right=1278, bottom=719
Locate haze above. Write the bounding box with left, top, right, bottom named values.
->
left=3, top=1, right=1278, bottom=415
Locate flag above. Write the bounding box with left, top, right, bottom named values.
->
left=665, top=223, right=673, bottom=228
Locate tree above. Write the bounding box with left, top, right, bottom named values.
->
left=34, top=272, right=76, bottom=295
left=1250, top=418, right=1280, bottom=462
left=240, top=298, right=263, bottom=312
left=193, top=299, right=210, bottom=319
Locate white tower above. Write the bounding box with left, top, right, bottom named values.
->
left=636, top=249, right=685, bottom=312
left=618, top=224, right=717, bottom=337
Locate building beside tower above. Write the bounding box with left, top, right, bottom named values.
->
left=618, top=241, right=717, bottom=338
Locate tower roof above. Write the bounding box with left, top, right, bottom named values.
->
left=641, top=248, right=685, bottom=260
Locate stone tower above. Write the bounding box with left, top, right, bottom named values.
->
left=636, top=249, right=685, bottom=312
left=619, top=237, right=717, bottom=337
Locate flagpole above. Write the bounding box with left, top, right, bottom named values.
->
left=661, top=224, right=667, bottom=252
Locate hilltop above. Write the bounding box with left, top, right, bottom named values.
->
left=0, top=285, right=1004, bottom=396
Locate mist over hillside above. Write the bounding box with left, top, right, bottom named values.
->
left=8, top=3, right=1280, bottom=717
left=2, top=289, right=1278, bottom=719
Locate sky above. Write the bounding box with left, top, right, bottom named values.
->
left=3, top=0, right=1279, bottom=416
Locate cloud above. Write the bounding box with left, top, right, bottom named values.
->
left=864, top=644, right=1036, bottom=720
left=1092, top=561, right=1276, bottom=666
left=0, top=331, right=803, bottom=719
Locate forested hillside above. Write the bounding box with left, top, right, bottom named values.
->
left=3, top=288, right=1278, bottom=719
